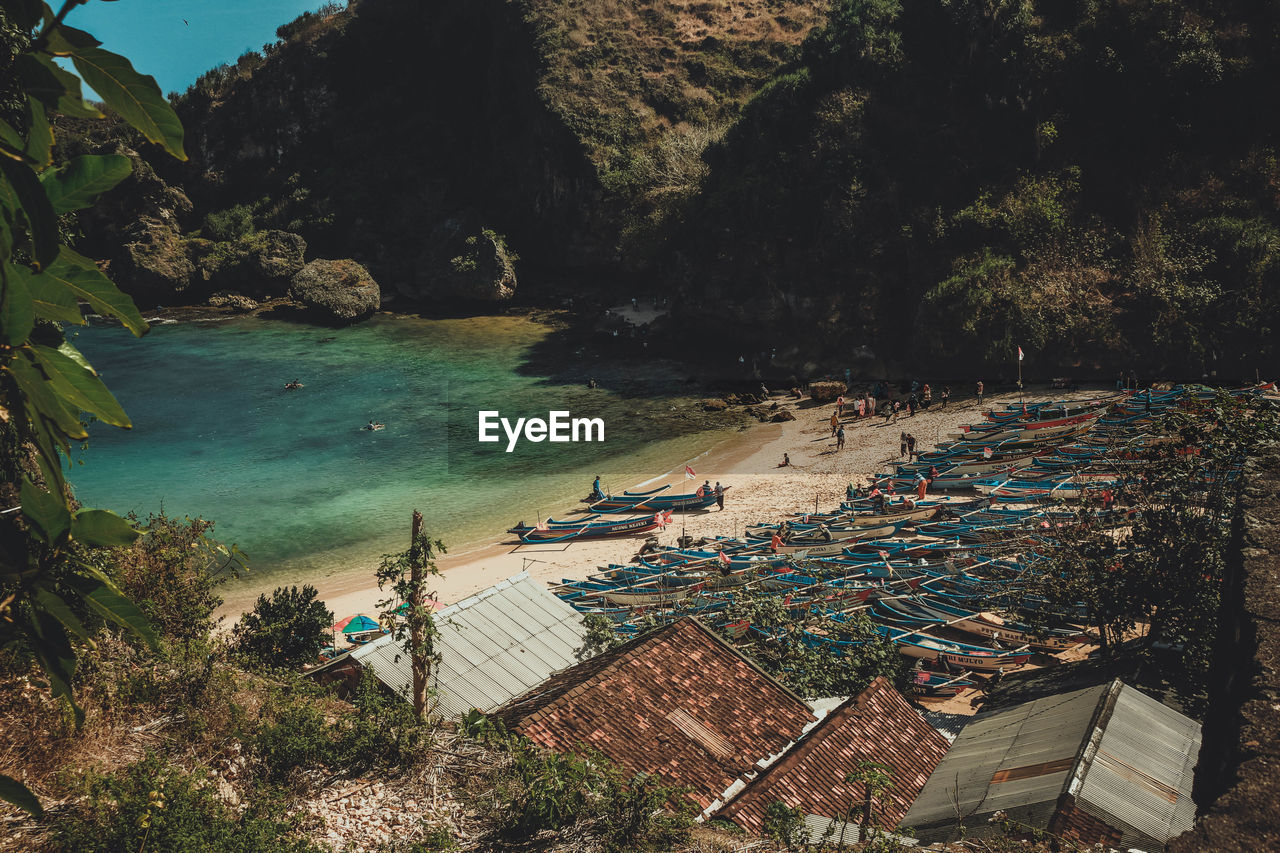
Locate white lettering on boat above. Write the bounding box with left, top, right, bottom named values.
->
left=478, top=410, right=605, bottom=452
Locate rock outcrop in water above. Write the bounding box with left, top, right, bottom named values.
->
left=288, top=259, right=380, bottom=323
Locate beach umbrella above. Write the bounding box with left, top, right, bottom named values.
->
left=340, top=614, right=381, bottom=634
left=394, top=599, right=445, bottom=614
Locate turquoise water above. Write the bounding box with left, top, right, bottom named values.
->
left=68, top=314, right=734, bottom=594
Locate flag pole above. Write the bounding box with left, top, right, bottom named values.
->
left=1017, top=345, right=1024, bottom=405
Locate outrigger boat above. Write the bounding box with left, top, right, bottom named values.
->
left=510, top=511, right=671, bottom=543
left=584, top=484, right=730, bottom=513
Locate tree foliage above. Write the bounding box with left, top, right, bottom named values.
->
left=1032, top=390, right=1279, bottom=686
left=233, top=584, right=333, bottom=669
left=0, top=1, right=187, bottom=815
left=673, top=0, right=1280, bottom=373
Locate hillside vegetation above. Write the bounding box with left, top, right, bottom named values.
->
left=666, top=0, right=1280, bottom=375
left=67, top=0, right=1280, bottom=375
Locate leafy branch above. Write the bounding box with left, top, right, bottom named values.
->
left=0, top=0, right=188, bottom=817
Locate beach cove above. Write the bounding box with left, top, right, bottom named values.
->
left=309, top=384, right=1054, bottom=626
left=66, top=311, right=756, bottom=615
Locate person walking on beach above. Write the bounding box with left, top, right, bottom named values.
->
left=893, top=400, right=901, bottom=421
left=906, top=433, right=917, bottom=460
left=836, top=425, right=846, bottom=451
left=837, top=394, right=845, bottom=416
left=976, top=379, right=985, bottom=407
left=831, top=411, right=840, bottom=436
left=941, top=386, right=950, bottom=410
left=714, top=481, right=725, bottom=510
left=900, top=431, right=908, bottom=458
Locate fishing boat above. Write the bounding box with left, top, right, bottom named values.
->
left=586, top=485, right=729, bottom=513
left=512, top=512, right=670, bottom=543
left=874, top=625, right=1033, bottom=672
left=910, top=670, right=977, bottom=697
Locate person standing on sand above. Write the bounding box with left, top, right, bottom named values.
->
left=836, top=425, right=846, bottom=450
left=976, top=379, right=984, bottom=407
left=831, top=411, right=840, bottom=435
left=915, top=470, right=927, bottom=501
left=906, top=433, right=917, bottom=460
left=714, top=482, right=725, bottom=510
left=922, top=384, right=932, bottom=408
left=900, top=431, right=908, bottom=458
left=941, top=386, right=950, bottom=410
left=837, top=394, right=845, bottom=416
left=893, top=400, right=902, bottom=421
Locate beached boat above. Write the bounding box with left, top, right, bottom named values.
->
left=512, top=512, right=669, bottom=543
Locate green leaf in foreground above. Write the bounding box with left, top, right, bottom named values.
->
left=70, top=47, right=186, bottom=160
left=15, top=54, right=102, bottom=120
left=41, top=154, right=131, bottom=214
left=21, top=476, right=71, bottom=543
left=0, top=774, right=43, bottom=819
left=69, top=570, right=159, bottom=651
left=43, top=248, right=148, bottom=335
left=1, top=263, right=36, bottom=345
left=30, top=342, right=132, bottom=427
left=23, top=97, right=53, bottom=168
left=0, top=155, right=58, bottom=268
left=8, top=261, right=83, bottom=325
left=72, top=509, right=140, bottom=548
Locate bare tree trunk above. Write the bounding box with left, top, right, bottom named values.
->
left=410, top=509, right=427, bottom=720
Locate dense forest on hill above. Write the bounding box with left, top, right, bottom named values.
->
left=57, top=0, right=1280, bottom=376
left=667, top=0, right=1280, bottom=376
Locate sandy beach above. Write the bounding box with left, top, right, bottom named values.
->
left=249, top=384, right=1105, bottom=627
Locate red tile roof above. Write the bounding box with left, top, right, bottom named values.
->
left=719, top=676, right=950, bottom=832
left=494, top=617, right=816, bottom=809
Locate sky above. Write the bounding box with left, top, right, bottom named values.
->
left=64, top=0, right=337, bottom=97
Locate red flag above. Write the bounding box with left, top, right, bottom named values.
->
left=983, top=447, right=993, bottom=459
left=684, top=465, right=696, bottom=479
left=719, top=551, right=731, bottom=566
left=1018, top=346, right=1025, bottom=361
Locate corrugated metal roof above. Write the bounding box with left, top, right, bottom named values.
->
left=900, top=683, right=1106, bottom=842
left=351, top=572, right=589, bottom=718
left=1073, top=683, right=1200, bottom=851
left=900, top=680, right=1201, bottom=849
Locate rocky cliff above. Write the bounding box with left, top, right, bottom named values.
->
left=69, top=0, right=1280, bottom=374
left=69, top=0, right=825, bottom=315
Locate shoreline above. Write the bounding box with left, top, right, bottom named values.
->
left=224, top=384, right=1113, bottom=628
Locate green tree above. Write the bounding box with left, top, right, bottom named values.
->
left=376, top=510, right=445, bottom=720
left=0, top=0, right=187, bottom=815
left=233, top=584, right=333, bottom=669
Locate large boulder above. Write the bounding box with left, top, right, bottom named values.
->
left=406, top=217, right=517, bottom=303
left=114, top=218, right=196, bottom=303
left=809, top=380, right=847, bottom=402
left=288, top=259, right=380, bottom=323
